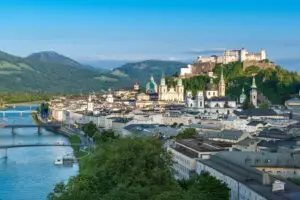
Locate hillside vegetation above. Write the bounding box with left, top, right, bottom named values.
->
left=169, top=62, right=300, bottom=104
left=0, top=51, right=186, bottom=93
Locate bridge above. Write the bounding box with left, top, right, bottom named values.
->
left=0, top=143, right=83, bottom=158
left=0, top=110, right=37, bottom=117
left=1, top=124, right=62, bottom=134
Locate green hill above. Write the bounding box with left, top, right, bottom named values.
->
left=0, top=51, right=186, bottom=93
left=172, top=62, right=300, bottom=104
left=0, top=50, right=112, bottom=93
left=107, top=60, right=186, bottom=88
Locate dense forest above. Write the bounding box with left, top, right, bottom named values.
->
left=168, top=62, right=300, bottom=104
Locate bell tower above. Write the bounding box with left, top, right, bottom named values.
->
left=176, top=78, right=184, bottom=102
left=159, top=75, right=168, bottom=101
left=218, top=67, right=226, bottom=97
left=250, top=76, right=258, bottom=107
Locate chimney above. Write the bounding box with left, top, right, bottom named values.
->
left=262, top=171, right=272, bottom=186
left=272, top=180, right=285, bottom=192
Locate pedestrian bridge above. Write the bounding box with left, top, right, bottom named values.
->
left=0, top=110, right=37, bottom=117
left=0, top=143, right=81, bottom=149
left=0, top=124, right=62, bottom=134
left=0, top=143, right=84, bottom=159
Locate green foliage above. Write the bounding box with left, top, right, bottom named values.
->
left=259, top=102, right=270, bottom=110
left=182, top=61, right=300, bottom=104
left=0, top=92, right=51, bottom=104
left=179, top=172, right=230, bottom=200
left=242, top=97, right=255, bottom=109
left=82, top=122, right=118, bottom=144
left=175, top=128, right=198, bottom=140
left=48, top=136, right=230, bottom=200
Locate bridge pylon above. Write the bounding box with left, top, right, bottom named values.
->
left=11, top=127, right=16, bottom=135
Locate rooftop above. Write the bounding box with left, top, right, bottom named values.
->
left=198, top=154, right=300, bottom=200
left=234, top=109, right=278, bottom=117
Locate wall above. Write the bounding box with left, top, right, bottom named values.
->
left=243, top=61, right=275, bottom=70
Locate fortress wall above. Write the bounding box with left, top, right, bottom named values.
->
left=242, top=61, right=276, bottom=70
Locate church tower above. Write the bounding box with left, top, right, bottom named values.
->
left=159, top=75, right=168, bottom=101
left=218, top=67, right=226, bottom=97
left=250, top=76, right=258, bottom=107
left=176, top=78, right=184, bottom=102
left=240, top=87, right=246, bottom=104
left=87, top=94, right=94, bottom=112
left=196, top=91, right=204, bottom=108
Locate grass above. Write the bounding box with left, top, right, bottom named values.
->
left=68, top=135, right=87, bottom=158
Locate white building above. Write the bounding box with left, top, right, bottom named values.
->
left=158, top=77, right=184, bottom=102
left=196, top=152, right=300, bottom=200
left=197, top=48, right=267, bottom=64
left=87, top=95, right=94, bottom=112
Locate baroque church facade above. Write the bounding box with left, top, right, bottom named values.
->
left=185, top=69, right=237, bottom=114
left=144, top=75, right=185, bottom=102
left=158, top=76, right=184, bottom=102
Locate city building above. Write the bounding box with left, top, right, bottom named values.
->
left=250, top=76, right=258, bottom=107
left=158, top=76, right=184, bottom=102
left=196, top=151, right=300, bottom=200
left=185, top=71, right=237, bottom=115
left=146, top=75, right=158, bottom=94
left=167, top=138, right=230, bottom=180
left=180, top=48, right=275, bottom=78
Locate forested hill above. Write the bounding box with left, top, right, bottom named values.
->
left=0, top=50, right=186, bottom=93
left=171, top=62, right=300, bottom=104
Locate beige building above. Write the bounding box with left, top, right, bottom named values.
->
left=158, top=77, right=184, bottom=102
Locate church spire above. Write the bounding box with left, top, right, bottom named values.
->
left=218, top=67, right=226, bottom=97
left=251, top=76, right=257, bottom=89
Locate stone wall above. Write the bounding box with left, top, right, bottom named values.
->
left=242, top=61, right=276, bottom=70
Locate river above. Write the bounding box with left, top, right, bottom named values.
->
left=0, top=106, right=78, bottom=200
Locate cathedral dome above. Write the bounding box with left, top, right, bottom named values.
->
left=205, top=83, right=218, bottom=91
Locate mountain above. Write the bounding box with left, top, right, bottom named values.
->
left=27, top=51, right=84, bottom=68
left=0, top=50, right=113, bottom=93
left=108, top=60, right=186, bottom=88
left=81, top=60, right=128, bottom=71
left=0, top=51, right=186, bottom=93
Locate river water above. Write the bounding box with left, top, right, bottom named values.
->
left=0, top=106, right=78, bottom=200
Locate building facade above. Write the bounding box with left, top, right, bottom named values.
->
left=158, top=77, right=184, bottom=102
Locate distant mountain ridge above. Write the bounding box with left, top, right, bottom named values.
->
left=27, top=51, right=84, bottom=68
left=0, top=50, right=186, bottom=93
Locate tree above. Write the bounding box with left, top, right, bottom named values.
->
left=259, top=102, right=269, bottom=110
left=175, top=128, right=198, bottom=140
left=48, top=136, right=230, bottom=200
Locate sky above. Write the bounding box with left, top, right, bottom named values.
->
left=0, top=0, right=300, bottom=70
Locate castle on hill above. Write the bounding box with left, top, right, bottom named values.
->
left=180, top=48, right=275, bottom=78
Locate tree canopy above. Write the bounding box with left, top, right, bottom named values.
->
left=48, top=131, right=229, bottom=200
left=168, top=62, right=300, bottom=104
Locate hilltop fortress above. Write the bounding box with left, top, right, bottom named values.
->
left=180, top=48, right=276, bottom=78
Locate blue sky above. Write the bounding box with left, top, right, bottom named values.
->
left=0, top=0, right=300, bottom=69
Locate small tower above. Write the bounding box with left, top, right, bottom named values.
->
left=250, top=76, right=258, bottom=107
left=240, top=48, right=247, bottom=62
left=176, top=78, right=184, bottom=102
left=159, top=75, right=168, bottom=101
left=106, top=88, right=114, bottom=103
left=196, top=91, right=205, bottom=108
left=218, top=67, right=226, bottom=97
left=186, top=91, right=194, bottom=108
left=87, top=94, right=94, bottom=112
left=240, top=87, right=247, bottom=104
left=133, top=81, right=139, bottom=91
left=261, top=49, right=266, bottom=60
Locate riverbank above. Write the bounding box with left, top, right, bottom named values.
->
left=31, top=112, right=43, bottom=125
left=5, top=100, right=45, bottom=107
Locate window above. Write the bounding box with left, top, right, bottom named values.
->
left=255, top=159, right=261, bottom=164
left=265, top=159, right=271, bottom=163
